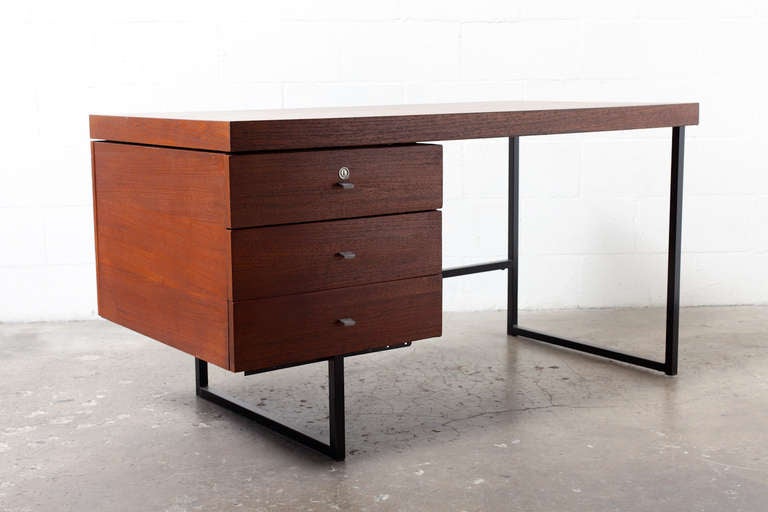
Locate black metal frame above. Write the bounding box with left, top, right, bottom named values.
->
left=195, top=356, right=346, bottom=460
left=443, top=127, right=685, bottom=376
left=195, top=342, right=411, bottom=461
left=196, top=127, right=685, bottom=461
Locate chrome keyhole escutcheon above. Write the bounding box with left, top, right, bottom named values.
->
left=338, top=166, right=350, bottom=180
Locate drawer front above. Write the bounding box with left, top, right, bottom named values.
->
left=230, top=275, right=442, bottom=372
left=230, top=211, right=441, bottom=300
left=228, top=144, right=442, bottom=228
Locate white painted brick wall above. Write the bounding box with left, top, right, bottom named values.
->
left=1, top=0, right=767, bottom=321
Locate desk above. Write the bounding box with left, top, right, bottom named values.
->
left=90, top=101, right=699, bottom=460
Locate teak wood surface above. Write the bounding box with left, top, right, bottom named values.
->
left=92, top=142, right=230, bottom=368
left=90, top=100, right=699, bottom=152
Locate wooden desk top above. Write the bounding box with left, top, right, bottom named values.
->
left=90, top=100, right=698, bottom=152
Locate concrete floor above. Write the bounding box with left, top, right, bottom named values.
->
left=1, top=306, right=767, bottom=511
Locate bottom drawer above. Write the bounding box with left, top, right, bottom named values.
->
left=230, top=275, right=442, bottom=372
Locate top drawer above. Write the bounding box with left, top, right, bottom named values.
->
left=228, top=144, right=442, bottom=228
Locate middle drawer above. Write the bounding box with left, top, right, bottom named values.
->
left=230, top=211, right=441, bottom=300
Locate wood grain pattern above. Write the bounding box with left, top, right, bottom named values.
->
left=90, top=101, right=699, bottom=152
left=228, top=144, right=442, bottom=227
left=93, top=142, right=230, bottom=224
left=230, top=275, right=442, bottom=372
left=89, top=116, right=230, bottom=153
left=230, top=211, right=441, bottom=299
left=98, top=264, right=230, bottom=368
left=92, top=142, right=231, bottom=368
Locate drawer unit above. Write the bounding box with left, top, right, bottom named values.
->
left=230, top=211, right=441, bottom=300
left=228, top=144, right=442, bottom=227
left=91, top=140, right=443, bottom=373
left=230, top=275, right=442, bottom=371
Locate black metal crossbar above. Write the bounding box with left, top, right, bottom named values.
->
left=508, top=326, right=667, bottom=372
left=442, top=260, right=511, bottom=278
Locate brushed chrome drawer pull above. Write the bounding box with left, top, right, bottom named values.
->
left=337, top=318, right=356, bottom=327
left=335, top=181, right=355, bottom=189
left=336, top=251, right=356, bottom=260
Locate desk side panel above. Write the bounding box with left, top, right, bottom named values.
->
left=92, top=142, right=231, bottom=369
